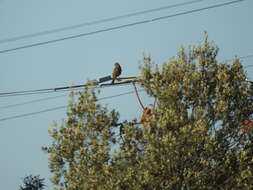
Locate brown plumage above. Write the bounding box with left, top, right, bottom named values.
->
left=111, top=63, right=122, bottom=84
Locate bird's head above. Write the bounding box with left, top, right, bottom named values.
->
left=115, top=62, right=120, bottom=66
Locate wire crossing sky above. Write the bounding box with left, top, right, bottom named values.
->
left=0, top=52, right=252, bottom=98
left=0, top=84, right=88, bottom=97
left=0, top=0, right=246, bottom=54
left=0, top=0, right=203, bottom=44
left=0, top=94, right=67, bottom=109
left=0, top=80, right=135, bottom=97
left=0, top=53, right=252, bottom=121
left=0, top=89, right=145, bottom=122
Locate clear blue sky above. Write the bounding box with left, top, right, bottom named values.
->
left=0, top=0, right=252, bottom=189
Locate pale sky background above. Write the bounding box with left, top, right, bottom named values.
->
left=0, top=0, right=252, bottom=189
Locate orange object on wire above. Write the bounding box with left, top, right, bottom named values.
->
left=242, top=120, right=253, bottom=133
left=140, top=107, right=152, bottom=123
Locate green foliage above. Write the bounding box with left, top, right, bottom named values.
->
left=43, top=34, right=253, bottom=189
left=19, top=175, right=45, bottom=190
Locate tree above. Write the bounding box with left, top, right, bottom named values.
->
left=19, top=175, right=45, bottom=190
left=43, top=34, right=253, bottom=189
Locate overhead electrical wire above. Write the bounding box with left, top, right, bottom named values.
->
left=0, top=88, right=81, bottom=98
left=226, top=53, right=253, bottom=63
left=0, top=82, right=137, bottom=110
left=0, top=81, right=134, bottom=98
left=0, top=52, right=252, bottom=99
left=0, top=105, right=67, bottom=122
left=0, top=84, right=88, bottom=97
left=0, top=54, right=252, bottom=121
left=238, top=54, right=253, bottom=62
left=0, top=0, right=246, bottom=54
left=226, top=54, right=253, bottom=68
left=0, top=89, right=145, bottom=122
left=1, top=73, right=252, bottom=121
left=1, top=63, right=251, bottom=121
left=1, top=62, right=251, bottom=108
left=0, top=0, right=203, bottom=44
left=0, top=94, right=67, bottom=110
left=245, top=65, right=253, bottom=68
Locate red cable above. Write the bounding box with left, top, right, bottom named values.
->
left=132, top=82, right=145, bottom=110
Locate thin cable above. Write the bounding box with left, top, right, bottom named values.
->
left=98, top=89, right=144, bottom=101
left=0, top=53, right=251, bottom=120
left=0, top=87, right=54, bottom=96
left=226, top=54, right=253, bottom=63
left=0, top=0, right=203, bottom=44
left=0, top=84, right=88, bottom=97
left=238, top=54, right=253, bottom=61
left=0, top=0, right=246, bottom=54
left=225, top=54, right=253, bottom=68
left=0, top=52, right=251, bottom=98
left=0, top=81, right=134, bottom=98
left=245, top=65, right=253, bottom=68
left=0, top=87, right=83, bottom=97
left=0, top=85, right=142, bottom=111
left=0, top=94, right=67, bottom=109
left=0, top=89, right=145, bottom=122
left=0, top=105, right=67, bottom=122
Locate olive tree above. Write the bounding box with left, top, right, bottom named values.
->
left=43, top=34, right=253, bottom=189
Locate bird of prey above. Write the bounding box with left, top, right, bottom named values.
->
left=111, top=62, right=122, bottom=84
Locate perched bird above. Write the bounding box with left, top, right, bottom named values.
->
left=111, top=62, right=122, bottom=84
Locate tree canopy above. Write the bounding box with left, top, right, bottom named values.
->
left=43, top=34, right=253, bottom=190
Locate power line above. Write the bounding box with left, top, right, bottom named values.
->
left=0, top=82, right=138, bottom=109
left=0, top=88, right=80, bottom=98
left=0, top=105, right=67, bottom=122
left=0, top=83, right=98, bottom=97
left=0, top=51, right=252, bottom=120
left=0, top=84, right=88, bottom=97
left=0, top=87, right=86, bottom=98
left=226, top=53, right=253, bottom=63
left=238, top=54, right=253, bottom=61
left=0, top=0, right=246, bottom=54
left=226, top=54, right=253, bottom=68
left=0, top=73, right=251, bottom=122
left=0, top=94, right=67, bottom=109
left=0, top=52, right=252, bottom=98
left=0, top=89, right=145, bottom=122
left=0, top=81, right=134, bottom=98
left=245, top=65, right=253, bottom=68
left=0, top=0, right=203, bottom=44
